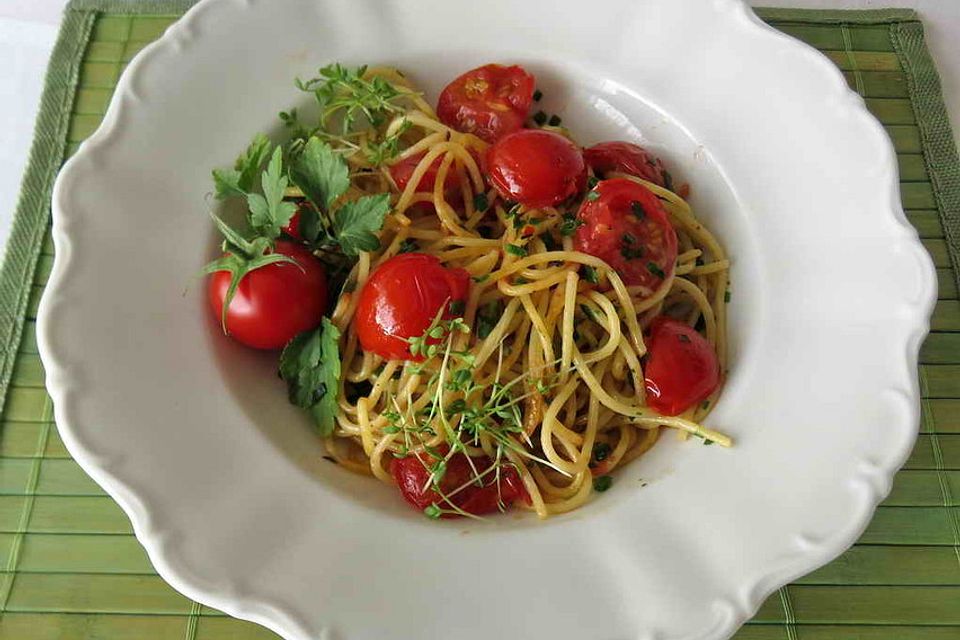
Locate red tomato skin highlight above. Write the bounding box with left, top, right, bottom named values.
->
left=391, top=448, right=528, bottom=517
left=207, top=241, right=328, bottom=350
left=643, top=317, right=720, bottom=416
left=583, top=141, right=667, bottom=187
left=353, top=253, right=470, bottom=361
left=573, top=178, right=678, bottom=294
left=437, top=64, right=535, bottom=143
left=389, top=151, right=461, bottom=197
left=485, top=129, right=587, bottom=208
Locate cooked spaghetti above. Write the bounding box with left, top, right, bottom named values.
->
left=206, top=63, right=731, bottom=520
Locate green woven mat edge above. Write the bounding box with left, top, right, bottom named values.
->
left=755, top=7, right=917, bottom=23
left=68, top=0, right=198, bottom=12
left=893, top=20, right=960, bottom=297
left=0, top=10, right=95, bottom=420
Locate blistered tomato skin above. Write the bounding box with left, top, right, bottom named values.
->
left=643, top=317, right=720, bottom=416
left=574, top=178, right=678, bottom=295
left=485, top=129, right=587, bottom=208
left=207, top=241, right=328, bottom=350
left=584, top=141, right=667, bottom=187
left=436, top=64, right=536, bottom=143
left=353, top=253, right=470, bottom=361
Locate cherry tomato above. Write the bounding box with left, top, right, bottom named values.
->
left=354, top=253, right=470, bottom=360
left=574, top=178, right=677, bottom=294
left=485, top=129, right=587, bottom=208
left=583, top=141, right=667, bottom=187
left=389, top=152, right=461, bottom=199
left=643, top=317, right=720, bottom=416
left=437, top=64, right=535, bottom=143
left=391, top=447, right=529, bottom=517
left=282, top=201, right=313, bottom=240
left=208, top=241, right=328, bottom=350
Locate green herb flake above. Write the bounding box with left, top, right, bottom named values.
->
left=582, top=265, right=600, bottom=284
left=472, top=274, right=490, bottom=283
left=587, top=176, right=599, bottom=189
left=630, top=200, right=646, bottom=219
left=593, top=442, right=611, bottom=462
left=594, top=475, right=614, bottom=492
left=398, top=238, right=419, bottom=254
left=473, top=192, right=489, bottom=212
left=724, top=290, right=732, bottom=303
left=448, top=299, right=466, bottom=316
left=585, top=190, right=600, bottom=201
left=533, top=89, right=543, bottom=102
left=505, top=244, right=528, bottom=257
left=559, top=212, right=583, bottom=236
left=647, top=262, right=666, bottom=279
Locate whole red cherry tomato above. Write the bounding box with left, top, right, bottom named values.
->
left=437, top=64, right=535, bottom=143
left=643, top=317, right=720, bottom=416
left=208, top=241, right=328, bottom=350
left=574, top=178, right=677, bottom=295
left=485, top=129, right=586, bottom=208
left=391, top=447, right=528, bottom=517
left=353, top=253, right=470, bottom=360
left=583, top=141, right=667, bottom=187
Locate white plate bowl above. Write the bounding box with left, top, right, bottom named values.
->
left=38, top=0, right=937, bottom=638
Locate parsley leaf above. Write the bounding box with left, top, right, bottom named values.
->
left=280, top=318, right=342, bottom=436
left=334, top=193, right=391, bottom=256
left=212, top=133, right=272, bottom=199
left=290, top=137, right=350, bottom=212
left=246, top=147, right=297, bottom=239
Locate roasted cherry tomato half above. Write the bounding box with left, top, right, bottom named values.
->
left=643, top=317, right=720, bottom=416
left=208, top=241, right=328, bottom=350
left=392, top=447, right=529, bottom=517
left=485, top=129, right=587, bottom=208
left=583, top=141, right=667, bottom=188
left=437, top=63, right=535, bottom=143
left=574, top=178, right=677, bottom=295
left=353, top=253, right=470, bottom=360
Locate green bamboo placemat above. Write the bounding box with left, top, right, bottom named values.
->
left=0, top=2, right=958, bottom=638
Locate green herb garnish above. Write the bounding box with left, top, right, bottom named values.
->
left=594, top=476, right=614, bottom=492
left=505, top=244, right=528, bottom=257
left=533, top=110, right=547, bottom=126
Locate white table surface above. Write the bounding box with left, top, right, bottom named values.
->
left=1, top=0, right=958, bottom=261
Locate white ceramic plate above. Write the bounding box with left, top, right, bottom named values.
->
left=38, top=0, right=937, bottom=638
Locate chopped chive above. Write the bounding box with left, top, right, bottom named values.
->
left=724, top=290, right=732, bottom=303
left=622, top=232, right=637, bottom=245
left=473, top=192, right=489, bottom=212
left=541, top=233, right=561, bottom=251
left=512, top=215, right=526, bottom=230
left=647, top=262, right=666, bottom=279
left=505, top=244, right=528, bottom=257
left=582, top=265, right=600, bottom=284
left=594, top=475, right=614, bottom=492
left=398, top=238, right=419, bottom=253
left=548, top=114, right=562, bottom=126
left=533, top=89, right=543, bottom=101
left=630, top=200, right=646, bottom=219
left=593, top=442, right=611, bottom=461
left=533, top=110, right=547, bottom=126
left=580, top=303, right=600, bottom=323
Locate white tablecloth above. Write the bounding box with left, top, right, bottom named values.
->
left=1, top=0, right=958, bottom=259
